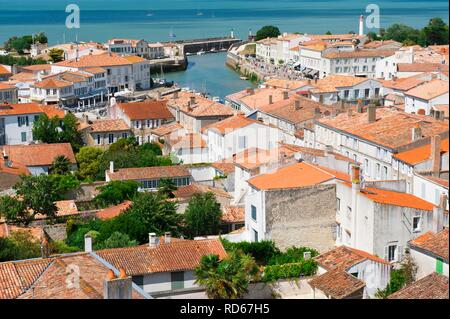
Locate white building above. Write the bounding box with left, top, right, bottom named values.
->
left=204, top=114, right=283, bottom=162
left=408, top=228, right=448, bottom=280
left=335, top=166, right=446, bottom=264
left=106, top=39, right=150, bottom=58
left=404, top=78, right=449, bottom=115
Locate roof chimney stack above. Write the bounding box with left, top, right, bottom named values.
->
left=351, top=165, right=361, bottom=189
left=283, top=90, right=289, bottom=100
left=430, top=135, right=441, bottom=176
left=432, top=193, right=447, bottom=233
left=294, top=99, right=300, bottom=110
left=268, top=95, right=273, bottom=104
left=164, top=232, right=171, bottom=244
left=173, top=91, right=179, bottom=99
left=149, top=233, right=157, bottom=248
left=367, top=104, right=376, bottom=123
left=411, top=124, right=422, bottom=142
left=109, top=161, right=114, bottom=174
left=103, top=269, right=132, bottom=299
left=84, top=234, right=93, bottom=253
left=189, top=96, right=196, bottom=106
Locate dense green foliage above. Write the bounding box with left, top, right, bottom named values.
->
left=195, top=251, right=260, bottom=299
left=102, top=231, right=138, bottom=249
left=221, top=239, right=280, bottom=265
left=50, top=155, right=72, bottom=175
left=48, top=48, right=64, bottom=63
left=3, top=32, right=47, bottom=54
left=75, top=146, right=104, bottom=181
left=157, top=178, right=177, bottom=199
left=66, top=192, right=182, bottom=249
left=94, top=180, right=139, bottom=207
left=184, top=192, right=222, bottom=238
left=267, top=246, right=319, bottom=266
left=0, top=231, right=41, bottom=261
left=0, top=174, right=78, bottom=225
left=255, top=25, right=281, bottom=41
left=0, top=54, right=47, bottom=66
left=262, top=259, right=317, bottom=282
left=32, top=113, right=83, bottom=152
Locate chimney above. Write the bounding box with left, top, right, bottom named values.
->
left=103, top=268, right=132, bottom=299
left=84, top=234, right=93, bottom=252
left=411, top=124, right=422, bottom=142
left=367, top=104, right=376, bottom=123
left=164, top=231, right=171, bottom=244
left=268, top=95, right=273, bottom=104
left=189, top=96, right=196, bottom=106
left=173, top=91, right=179, bottom=99
left=283, top=90, right=289, bottom=100
left=340, top=100, right=345, bottom=111
left=314, top=107, right=321, bottom=118
left=432, top=194, right=447, bottom=232
left=294, top=99, right=301, bottom=110
left=246, top=88, right=254, bottom=95
left=109, top=161, right=114, bottom=174
left=347, top=108, right=353, bottom=118
left=430, top=135, right=441, bottom=175
left=351, top=165, right=361, bottom=189
left=325, top=145, right=334, bottom=155
left=157, top=91, right=162, bottom=101
left=40, top=232, right=50, bottom=259
left=149, top=232, right=157, bottom=248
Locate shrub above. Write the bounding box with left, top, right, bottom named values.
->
left=267, top=246, right=319, bottom=265
left=262, top=259, right=318, bottom=282
left=221, top=239, right=280, bottom=265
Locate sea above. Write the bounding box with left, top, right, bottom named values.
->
left=0, top=0, right=448, bottom=98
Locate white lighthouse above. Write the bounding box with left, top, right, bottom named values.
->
left=359, top=15, right=364, bottom=36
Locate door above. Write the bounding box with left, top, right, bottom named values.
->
left=171, top=271, right=185, bottom=290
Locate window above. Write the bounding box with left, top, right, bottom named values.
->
left=386, top=244, right=397, bottom=262
left=376, top=163, right=381, bottom=178
left=122, top=132, right=128, bottom=139
left=132, top=276, right=144, bottom=287
left=171, top=271, right=184, bottom=290
left=18, top=116, right=29, bottom=127
left=21, top=132, right=27, bottom=142
left=346, top=206, right=352, bottom=220
left=108, top=134, right=114, bottom=144
left=412, top=216, right=421, bottom=232
left=336, top=198, right=341, bottom=212
left=364, top=159, right=369, bottom=176
left=354, top=89, right=360, bottom=98
left=382, top=166, right=388, bottom=179
left=238, top=136, right=247, bottom=149
left=336, top=224, right=342, bottom=241
left=96, top=135, right=101, bottom=145
left=251, top=205, right=257, bottom=221
left=253, top=229, right=259, bottom=242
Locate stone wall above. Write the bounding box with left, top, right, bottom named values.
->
left=265, top=184, right=337, bottom=252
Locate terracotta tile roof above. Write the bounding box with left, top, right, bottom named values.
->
left=363, top=40, right=401, bottom=49
left=1, top=143, right=76, bottom=168
left=418, top=174, right=449, bottom=188
left=309, top=268, right=366, bottom=299
left=315, top=245, right=390, bottom=271
left=239, top=87, right=287, bottom=110
left=388, top=273, right=449, bottom=299
left=221, top=205, right=245, bottom=223
left=247, top=162, right=339, bottom=190
left=96, top=201, right=132, bottom=220
left=165, top=91, right=234, bottom=118
left=404, top=78, right=449, bottom=100
left=9, top=72, right=37, bottom=82
left=39, top=105, right=66, bottom=118
left=211, top=161, right=236, bottom=174
left=204, top=114, right=269, bottom=135
left=20, top=64, right=51, bottom=72
left=0, top=102, right=46, bottom=116
left=0, top=65, right=11, bottom=75
left=169, top=133, right=207, bottom=149
left=397, top=63, right=449, bottom=73
left=264, top=79, right=309, bottom=90
left=384, top=93, right=404, bottom=104
left=54, top=200, right=79, bottom=217
left=55, top=52, right=132, bottom=68
left=33, top=77, right=72, bottom=89
left=117, top=100, right=173, bottom=121
left=150, top=122, right=183, bottom=137
left=345, top=183, right=436, bottom=211
left=0, top=258, right=52, bottom=299
left=82, top=67, right=106, bottom=74
left=121, top=55, right=148, bottom=63
left=312, top=75, right=373, bottom=93
left=382, top=76, right=428, bottom=92
left=0, top=82, right=15, bottom=90
left=323, top=49, right=395, bottom=59
left=173, top=183, right=231, bottom=201
left=96, top=238, right=227, bottom=275
left=317, top=108, right=449, bottom=150
left=432, top=104, right=449, bottom=117
left=0, top=223, right=43, bottom=240
left=107, top=165, right=191, bottom=181
left=15, top=253, right=144, bottom=299
left=409, top=228, right=448, bottom=261
left=393, top=138, right=448, bottom=165
left=88, top=119, right=130, bottom=133
left=258, top=95, right=332, bottom=125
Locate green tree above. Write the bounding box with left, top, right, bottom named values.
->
left=94, top=180, right=139, bottom=207
left=34, top=32, right=48, bottom=44
left=421, top=17, right=449, bottom=46
left=50, top=155, right=72, bottom=175
left=75, top=146, right=104, bottom=181
left=48, top=48, right=64, bottom=63
left=367, top=31, right=380, bottom=41
left=195, top=251, right=260, bottom=299
left=185, top=192, right=222, bottom=237
left=0, top=231, right=41, bottom=262
left=157, top=178, right=177, bottom=199
left=382, top=23, right=421, bottom=44
left=102, top=231, right=138, bottom=249
left=325, top=31, right=332, bottom=35
left=255, top=25, right=281, bottom=41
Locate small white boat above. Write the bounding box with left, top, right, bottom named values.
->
left=212, top=96, right=221, bottom=102
left=240, top=76, right=248, bottom=80
left=197, top=50, right=205, bottom=55
left=210, top=47, right=216, bottom=52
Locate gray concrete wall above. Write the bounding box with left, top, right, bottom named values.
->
left=265, top=184, right=336, bottom=252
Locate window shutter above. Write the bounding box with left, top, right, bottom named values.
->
left=18, top=116, right=21, bottom=127
left=397, top=245, right=403, bottom=262
left=384, top=246, right=388, bottom=261
left=25, top=116, right=29, bottom=127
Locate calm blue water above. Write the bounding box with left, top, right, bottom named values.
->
left=0, top=0, right=447, bottom=98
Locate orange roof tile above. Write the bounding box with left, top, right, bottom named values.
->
left=388, top=273, right=449, bottom=299
left=0, top=103, right=46, bottom=116
left=55, top=52, right=132, bottom=68
left=96, top=238, right=227, bottom=275
left=150, top=122, right=183, bottom=137
left=393, top=138, right=448, bottom=165
left=165, top=91, right=234, bottom=118
left=169, top=133, right=207, bottom=149
left=247, top=162, right=338, bottom=190
left=382, top=76, right=428, bottom=92
left=39, top=105, right=66, bottom=118
left=121, top=55, right=148, bottom=63
left=0, top=82, right=15, bottom=90
left=204, top=114, right=268, bottom=135
left=221, top=205, right=245, bottom=223
left=397, top=63, right=449, bottom=73
left=404, top=78, right=449, bottom=100
left=107, top=165, right=191, bottom=181
left=323, top=49, right=395, bottom=59
left=118, top=100, right=173, bottom=121
left=20, top=64, right=51, bottom=72
left=96, top=201, right=132, bottom=220
left=309, top=268, right=366, bottom=299
left=33, top=77, right=72, bottom=89
left=0, top=65, right=11, bottom=75
left=88, top=119, right=130, bottom=133
left=409, top=228, right=448, bottom=260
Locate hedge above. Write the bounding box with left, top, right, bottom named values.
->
left=267, top=246, right=319, bottom=266
left=220, top=238, right=280, bottom=265
left=262, top=259, right=318, bottom=282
